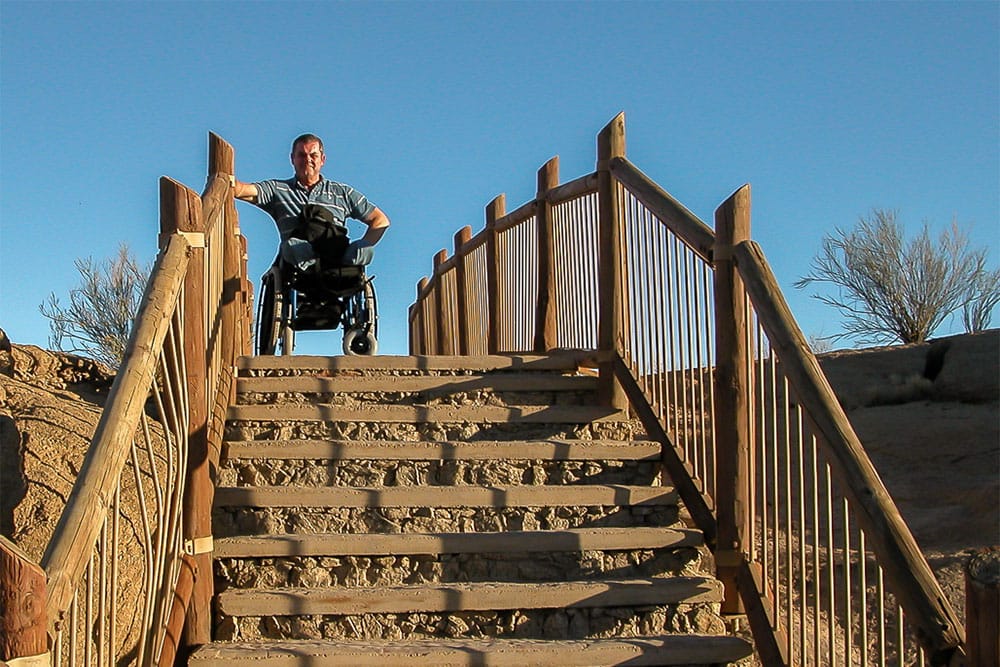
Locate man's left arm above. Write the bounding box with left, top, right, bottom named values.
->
left=360, top=207, right=390, bottom=245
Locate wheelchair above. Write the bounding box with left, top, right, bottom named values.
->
left=254, top=253, right=379, bottom=356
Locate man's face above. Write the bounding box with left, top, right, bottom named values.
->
left=291, top=140, right=326, bottom=185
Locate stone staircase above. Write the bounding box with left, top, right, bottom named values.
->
left=188, top=353, right=753, bottom=666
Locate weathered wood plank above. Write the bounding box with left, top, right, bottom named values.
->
left=223, top=438, right=660, bottom=461
left=217, top=577, right=723, bottom=616
left=214, top=526, right=702, bottom=558
left=188, top=635, right=752, bottom=666
left=236, top=373, right=598, bottom=395
left=213, top=484, right=678, bottom=509
left=238, top=352, right=606, bottom=373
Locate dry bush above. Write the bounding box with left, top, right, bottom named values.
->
left=796, top=209, right=996, bottom=345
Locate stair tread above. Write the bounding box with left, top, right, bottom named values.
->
left=214, top=484, right=677, bottom=508
left=227, top=403, right=629, bottom=423
left=238, top=352, right=605, bottom=373
left=223, top=438, right=660, bottom=461
left=188, top=635, right=753, bottom=666
left=217, top=577, right=724, bottom=616
left=214, top=526, right=702, bottom=557
left=238, top=373, right=599, bottom=394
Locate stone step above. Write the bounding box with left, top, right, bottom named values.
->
left=214, top=504, right=680, bottom=538
left=188, top=635, right=753, bottom=666
left=222, top=438, right=660, bottom=461
left=214, top=526, right=702, bottom=558
left=237, top=373, right=598, bottom=396
left=214, top=484, right=678, bottom=509
left=227, top=404, right=628, bottom=424
left=238, top=352, right=602, bottom=375
left=216, top=577, right=723, bottom=617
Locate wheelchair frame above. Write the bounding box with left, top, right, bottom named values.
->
left=255, top=258, right=379, bottom=356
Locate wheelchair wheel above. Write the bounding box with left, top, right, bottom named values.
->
left=255, top=268, right=294, bottom=355
left=343, top=327, right=378, bottom=356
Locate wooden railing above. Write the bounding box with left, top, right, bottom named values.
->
left=0, top=134, right=250, bottom=666
left=409, top=113, right=968, bottom=666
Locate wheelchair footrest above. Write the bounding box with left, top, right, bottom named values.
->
left=293, top=300, right=342, bottom=331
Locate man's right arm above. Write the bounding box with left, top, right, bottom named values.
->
left=233, top=180, right=259, bottom=204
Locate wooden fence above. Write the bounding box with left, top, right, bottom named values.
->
left=0, top=134, right=250, bottom=666
left=409, top=113, right=969, bottom=666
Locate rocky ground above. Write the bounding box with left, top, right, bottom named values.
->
left=1, top=329, right=997, bottom=634
left=815, top=329, right=999, bottom=625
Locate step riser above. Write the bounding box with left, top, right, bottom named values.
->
left=240, top=390, right=599, bottom=409
left=214, top=506, right=683, bottom=538
left=216, top=548, right=703, bottom=589
left=217, top=605, right=727, bottom=643
left=226, top=421, right=643, bottom=443
left=218, top=460, right=660, bottom=489
left=227, top=404, right=629, bottom=424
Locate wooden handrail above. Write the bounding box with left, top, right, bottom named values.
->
left=733, top=239, right=965, bottom=663
left=41, top=234, right=191, bottom=628
left=493, top=199, right=538, bottom=234
left=546, top=171, right=598, bottom=205
left=608, top=156, right=714, bottom=262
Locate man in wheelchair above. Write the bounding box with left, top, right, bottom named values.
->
left=233, top=133, right=390, bottom=354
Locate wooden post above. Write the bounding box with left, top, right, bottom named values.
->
left=967, top=547, right=1000, bottom=667
left=208, top=133, right=239, bottom=382
left=485, top=195, right=506, bottom=355
left=433, top=249, right=451, bottom=355
left=155, top=554, right=196, bottom=667
left=408, top=302, right=418, bottom=355
left=1, top=537, right=47, bottom=662
left=713, top=184, right=752, bottom=614
left=454, top=226, right=472, bottom=356
left=160, top=177, right=213, bottom=648
left=534, top=157, right=559, bottom=353
left=207, top=134, right=239, bottom=469
left=596, top=113, right=627, bottom=409
left=416, top=278, right=429, bottom=355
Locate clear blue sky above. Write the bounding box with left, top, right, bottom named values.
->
left=2, top=1, right=997, bottom=356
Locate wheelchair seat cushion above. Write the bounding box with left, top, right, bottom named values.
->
left=288, top=263, right=367, bottom=300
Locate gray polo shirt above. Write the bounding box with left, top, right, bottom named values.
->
left=253, top=177, right=376, bottom=242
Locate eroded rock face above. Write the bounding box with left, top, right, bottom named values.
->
left=0, top=343, right=113, bottom=560
left=0, top=340, right=167, bottom=662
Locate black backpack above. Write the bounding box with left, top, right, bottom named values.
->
left=296, top=204, right=349, bottom=266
